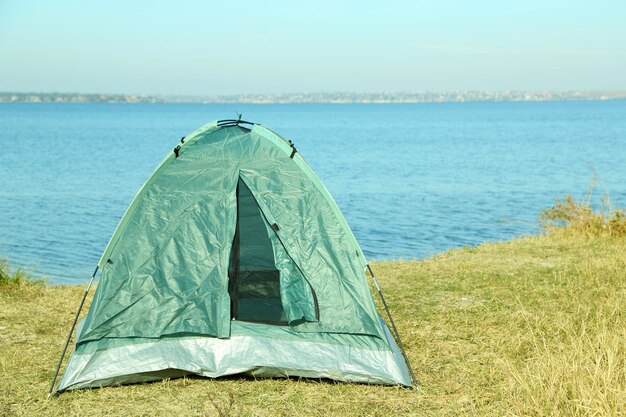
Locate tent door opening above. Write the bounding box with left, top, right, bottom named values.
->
left=228, top=178, right=287, bottom=325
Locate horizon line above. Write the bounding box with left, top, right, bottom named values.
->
left=2, top=90, right=626, bottom=104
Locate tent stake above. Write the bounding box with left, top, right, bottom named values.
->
left=366, top=264, right=419, bottom=390
left=47, top=265, right=99, bottom=398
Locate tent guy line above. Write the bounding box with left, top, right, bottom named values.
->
left=48, top=265, right=99, bottom=398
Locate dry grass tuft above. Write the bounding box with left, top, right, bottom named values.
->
left=0, top=258, right=45, bottom=288
left=539, top=194, right=626, bottom=237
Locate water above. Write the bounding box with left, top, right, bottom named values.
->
left=1, top=101, right=625, bottom=284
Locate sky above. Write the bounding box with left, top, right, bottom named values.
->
left=1, top=0, right=625, bottom=95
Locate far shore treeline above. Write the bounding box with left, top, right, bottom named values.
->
left=2, top=90, right=626, bottom=104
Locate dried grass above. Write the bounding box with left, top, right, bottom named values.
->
left=539, top=193, right=626, bottom=237
left=1, top=211, right=625, bottom=416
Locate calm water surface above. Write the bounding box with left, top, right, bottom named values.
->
left=1, top=102, right=625, bottom=284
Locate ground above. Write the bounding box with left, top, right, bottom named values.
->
left=1, top=231, right=625, bottom=416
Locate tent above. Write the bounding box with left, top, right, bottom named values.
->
left=51, top=119, right=416, bottom=393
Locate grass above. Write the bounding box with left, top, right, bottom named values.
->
left=539, top=193, right=626, bottom=237
left=1, top=197, right=625, bottom=416
left=0, top=258, right=44, bottom=288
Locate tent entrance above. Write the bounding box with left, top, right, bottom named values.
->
left=228, top=178, right=287, bottom=325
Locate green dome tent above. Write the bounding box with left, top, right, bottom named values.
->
left=50, top=119, right=416, bottom=394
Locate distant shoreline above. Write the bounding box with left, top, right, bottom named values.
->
left=2, top=90, right=626, bottom=104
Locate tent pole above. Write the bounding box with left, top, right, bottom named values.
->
left=366, top=264, right=419, bottom=390
left=47, top=265, right=99, bottom=398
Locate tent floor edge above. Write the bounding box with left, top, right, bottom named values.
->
left=56, top=331, right=410, bottom=391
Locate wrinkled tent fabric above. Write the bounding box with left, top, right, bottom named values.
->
left=57, top=121, right=412, bottom=391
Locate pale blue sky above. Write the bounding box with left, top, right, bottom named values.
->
left=1, top=0, right=625, bottom=95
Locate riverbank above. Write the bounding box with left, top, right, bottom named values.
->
left=1, top=226, right=624, bottom=416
